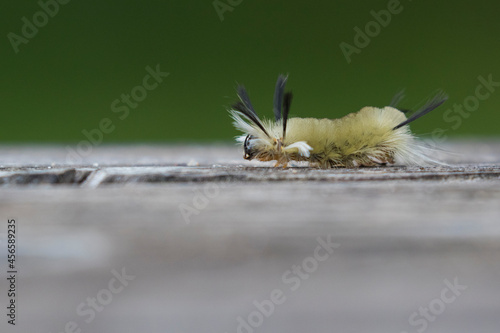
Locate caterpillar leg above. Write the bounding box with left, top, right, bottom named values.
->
left=273, top=161, right=289, bottom=168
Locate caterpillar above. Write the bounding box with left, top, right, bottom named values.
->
left=229, top=75, right=447, bottom=168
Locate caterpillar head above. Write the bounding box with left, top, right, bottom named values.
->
left=230, top=75, right=313, bottom=165
left=243, top=134, right=256, bottom=160
left=237, top=133, right=275, bottom=161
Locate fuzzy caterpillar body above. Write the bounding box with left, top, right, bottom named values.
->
left=261, top=107, right=409, bottom=167
left=229, top=75, right=447, bottom=168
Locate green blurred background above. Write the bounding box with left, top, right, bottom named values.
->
left=1, top=0, right=499, bottom=143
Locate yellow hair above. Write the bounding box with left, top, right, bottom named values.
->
left=283, top=107, right=409, bottom=167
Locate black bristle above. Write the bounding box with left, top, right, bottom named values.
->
left=273, top=75, right=287, bottom=122
left=282, top=92, right=293, bottom=140
left=232, top=101, right=270, bottom=137
left=237, top=86, right=258, bottom=117
left=393, top=91, right=448, bottom=130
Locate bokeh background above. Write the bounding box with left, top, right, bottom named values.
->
left=2, top=0, right=499, bottom=143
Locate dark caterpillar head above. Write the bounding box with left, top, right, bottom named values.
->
left=243, top=134, right=256, bottom=160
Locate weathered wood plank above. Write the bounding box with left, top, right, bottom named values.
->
left=0, top=142, right=499, bottom=333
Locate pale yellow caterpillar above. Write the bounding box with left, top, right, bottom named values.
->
left=229, top=75, right=447, bottom=168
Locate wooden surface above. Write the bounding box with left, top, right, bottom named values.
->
left=0, top=141, right=500, bottom=333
